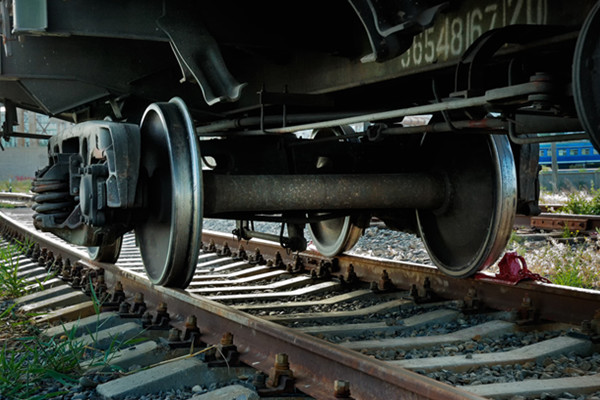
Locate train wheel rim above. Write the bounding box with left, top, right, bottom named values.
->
left=573, top=0, right=600, bottom=152
left=416, top=134, right=516, bottom=278
left=308, top=125, right=364, bottom=256
left=135, top=97, right=202, bottom=288
left=308, top=215, right=364, bottom=257
left=88, top=236, right=123, bottom=263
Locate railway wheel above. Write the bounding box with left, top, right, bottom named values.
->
left=135, top=98, right=202, bottom=288
left=307, top=126, right=365, bottom=256
left=88, top=237, right=123, bottom=263
left=416, top=134, right=516, bottom=278
left=573, top=0, right=600, bottom=151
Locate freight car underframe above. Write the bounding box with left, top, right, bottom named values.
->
left=26, top=1, right=600, bottom=288
left=32, top=76, right=566, bottom=288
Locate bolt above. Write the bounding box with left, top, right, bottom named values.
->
left=95, top=275, right=107, bottom=295
left=141, top=311, right=153, bottom=326
left=334, top=380, right=351, bottom=398
left=185, top=315, right=198, bottom=329
left=591, top=309, right=600, bottom=335
left=378, top=270, right=394, bottom=291
left=207, top=239, right=217, bottom=253
left=110, top=281, right=125, bottom=304
left=252, top=248, right=265, bottom=265
left=31, top=243, right=40, bottom=260
left=269, top=353, right=294, bottom=388
left=221, top=332, right=233, bottom=346
left=61, top=259, right=72, bottom=279
left=274, top=252, right=284, bottom=268
left=38, top=248, right=47, bottom=266
left=274, top=353, right=290, bottom=371
left=237, top=244, right=247, bottom=260
left=118, top=301, right=130, bottom=314
left=44, top=251, right=55, bottom=270
left=53, top=254, right=64, bottom=272
left=219, top=242, right=231, bottom=257
left=346, top=264, right=358, bottom=284
left=168, top=328, right=181, bottom=342
left=253, top=372, right=267, bottom=389
left=183, top=315, right=201, bottom=343
left=134, top=292, right=144, bottom=304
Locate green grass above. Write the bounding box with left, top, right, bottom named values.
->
left=0, top=179, right=33, bottom=194
left=0, top=276, right=146, bottom=399
left=0, top=241, right=146, bottom=398
left=508, top=238, right=600, bottom=289
left=547, top=244, right=598, bottom=288
left=0, top=312, right=86, bottom=399
left=559, top=189, right=600, bottom=215
left=0, top=241, right=38, bottom=299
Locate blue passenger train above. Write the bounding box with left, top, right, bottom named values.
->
left=539, top=141, right=600, bottom=169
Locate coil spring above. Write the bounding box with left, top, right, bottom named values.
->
left=32, top=176, right=76, bottom=224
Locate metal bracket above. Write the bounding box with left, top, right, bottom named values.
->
left=453, top=25, right=569, bottom=98
left=349, top=0, right=448, bottom=63
left=157, top=7, right=246, bottom=106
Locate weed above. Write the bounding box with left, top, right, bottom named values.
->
left=559, top=189, right=600, bottom=215
left=0, top=276, right=147, bottom=399
left=0, top=240, right=147, bottom=398
left=0, top=179, right=33, bottom=194
left=561, top=225, right=580, bottom=238
left=507, top=230, right=524, bottom=247
left=0, top=324, right=85, bottom=399
left=0, top=243, right=28, bottom=299
left=0, top=240, right=43, bottom=299
left=505, top=236, right=600, bottom=289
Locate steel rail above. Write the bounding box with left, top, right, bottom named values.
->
left=0, top=192, right=33, bottom=203
left=0, top=210, right=485, bottom=400
left=202, top=230, right=600, bottom=325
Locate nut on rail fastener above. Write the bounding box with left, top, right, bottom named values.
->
left=203, top=332, right=240, bottom=367
left=205, top=239, right=217, bottom=253
left=516, top=293, right=536, bottom=325
left=183, top=315, right=202, bottom=344
left=142, top=302, right=171, bottom=329
left=371, top=269, right=395, bottom=293
left=235, top=244, right=248, bottom=260
left=462, top=287, right=483, bottom=314
left=406, top=277, right=438, bottom=303
left=581, top=309, right=600, bottom=343
left=258, top=353, right=295, bottom=396
left=118, top=292, right=147, bottom=318
left=218, top=242, right=231, bottom=257
left=165, top=315, right=204, bottom=349
left=334, top=380, right=353, bottom=399
left=101, top=281, right=126, bottom=310
left=286, top=255, right=304, bottom=273
left=250, top=248, right=266, bottom=266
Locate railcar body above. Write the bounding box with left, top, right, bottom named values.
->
left=539, top=141, right=600, bottom=169
left=1, top=0, right=597, bottom=287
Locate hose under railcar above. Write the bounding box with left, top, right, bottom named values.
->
left=0, top=0, right=597, bottom=287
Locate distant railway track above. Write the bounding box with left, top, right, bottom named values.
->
left=2, top=191, right=599, bottom=237
left=2, top=208, right=600, bottom=399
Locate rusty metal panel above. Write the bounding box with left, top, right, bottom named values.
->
left=531, top=215, right=589, bottom=231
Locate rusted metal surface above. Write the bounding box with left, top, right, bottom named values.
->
left=204, top=173, right=446, bottom=215
left=531, top=213, right=600, bottom=232
left=201, top=230, right=600, bottom=325
left=1, top=211, right=484, bottom=399
left=4, top=211, right=600, bottom=398
left=90, top=259, right=485, bottom=400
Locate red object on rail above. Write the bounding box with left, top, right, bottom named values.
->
left=475, top=252, right=552, bottom=285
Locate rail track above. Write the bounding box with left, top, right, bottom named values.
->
left=1, top=203, right=600, bottom=399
